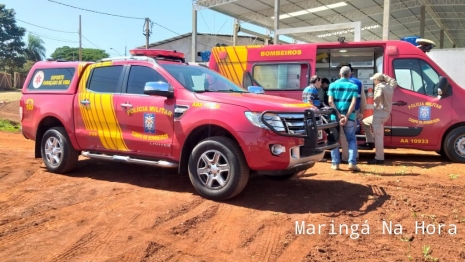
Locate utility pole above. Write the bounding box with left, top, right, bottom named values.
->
left=144, top=18, right=150, bottom=49
left=79, top=15, right=82, bottom=61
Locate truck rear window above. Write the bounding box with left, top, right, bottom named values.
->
left=27, top=68, right=75, bottom=90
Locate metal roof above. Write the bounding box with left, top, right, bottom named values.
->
left=193, top=0, right=465, bottom=48
left=143, top=32, right=269, bottom=48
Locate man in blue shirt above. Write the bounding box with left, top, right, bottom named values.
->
left=328, top=66, right=361, bottom=172
left=337, top=63, right=366, bottom=163
left=302, top=75, right=323, bottom=108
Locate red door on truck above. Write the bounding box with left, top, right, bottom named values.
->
left=74, top=62, right=129, bottom=152
left=115, top=64, right=175, bottom=156
left=387, top=55, right=452, bottom=149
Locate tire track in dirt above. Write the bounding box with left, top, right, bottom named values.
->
left=191, top=204, right=241, bottom=252
left=104, top=243, right=145, bottom=262
left=150, top=197, right=205, bottom=229
left=0, top=214, right=57, bottom=252
left=247, top=219, right=281, bottom=262
left=0, top=159, right=40, bottom=192
left=0, top=188, right=137, bottom=260
left=271, top=228, right=300, bottom=261
left=0, top=181, right=127, bottom=224
left=50, top=229, right=100, bottom=262
left=170, top=204, right=219, bottom=236
left=90, top=192, right=181, bottom=259
left=140, top=241, right=166, bottom=262
left=241, top=223, right=266, bottom=248
left=134, top=191, right=200, bottom=231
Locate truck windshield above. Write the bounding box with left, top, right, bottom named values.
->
left=160, top=64, right=248, bottom=93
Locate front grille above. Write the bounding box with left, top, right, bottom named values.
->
left=279, top=113, right=323, bottom=135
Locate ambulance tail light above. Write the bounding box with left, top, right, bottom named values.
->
left=129, top=49, right=185, bottom=62
left=19, top=98, right=23, bottom=121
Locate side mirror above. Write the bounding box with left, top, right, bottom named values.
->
left=144, top=81, right=174, bottom=98
left=438, top=76, right=449, bottom=95
left=248, top=86, right=265, bottom=94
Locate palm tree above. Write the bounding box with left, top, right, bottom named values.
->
left=25, top=34, right=46, bottom=62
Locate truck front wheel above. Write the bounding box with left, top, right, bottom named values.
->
left=41, top=127, right=79, bottom=173
left=188, top=136, right=250, bottom=201
left=444, top=126, right=465, bottom=163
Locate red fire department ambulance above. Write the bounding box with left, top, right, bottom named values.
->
left=208, top=38, right=465, bottom=163
left=20, top=49, right=339, bottom=201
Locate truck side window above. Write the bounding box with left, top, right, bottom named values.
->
left=88, top=66, right=123, bottom=93
left=393, top=58, right=440, bottom=97
left=127, top=66, right=167, bottom=94
left=252, top=63, right=309, bottom=90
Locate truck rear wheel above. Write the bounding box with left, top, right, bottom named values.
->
left=41, top=127, right=79, bottom=173
left=188, top=136, right=249, bottom=201
left=444, top=126, right=465, bottom=163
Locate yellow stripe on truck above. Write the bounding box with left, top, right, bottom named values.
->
left=77, top=62, right=128, bottom=151
left=213, top=46, right=248, bottom=87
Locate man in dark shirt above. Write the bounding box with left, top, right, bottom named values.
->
left=319, top=78, right=330, bottom=107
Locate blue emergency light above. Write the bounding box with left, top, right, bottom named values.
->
left=400, top=36, right=420, bottom=46
left=197, top=51, right=211, bottom=62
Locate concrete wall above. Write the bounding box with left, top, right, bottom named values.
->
left=427, top=48, right=465, bottom=88
left=151, top=35, right=265, bottom=63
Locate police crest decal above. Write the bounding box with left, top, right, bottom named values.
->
left=144, top=113, right=155, bottom=133
left=418, top=106, right=431, bottom=121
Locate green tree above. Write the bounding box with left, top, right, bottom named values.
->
left=51, top=46, right=109, bottom=62
left=25, top=34, right=46, bottom=62
left=0, top=4, right=26, bottom=72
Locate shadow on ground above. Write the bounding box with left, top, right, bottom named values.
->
left=54, top=158, right=391, bottom=215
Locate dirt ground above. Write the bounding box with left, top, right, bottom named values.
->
left=0, top=93, right=21, bottom=123
left=1, top=101, right=465, bottom=261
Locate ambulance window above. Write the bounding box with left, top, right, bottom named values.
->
left=88, top=66, right=123, bottom=93
left=252, top=63, right=308, bottom=90
left=242, top=72, right=254, bottom=88
left=127, top=66, right=167, bottom=94
left=393, top=58, right=440, bottom=97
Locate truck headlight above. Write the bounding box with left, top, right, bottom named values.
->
left=245, top=112, right=285, bottom=132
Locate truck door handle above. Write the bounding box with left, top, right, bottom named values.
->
left=80, top=99, right=90, bottom=106
left=392, top=101, right=407, bottom=106
left=120, top=103, right=133, bottom=109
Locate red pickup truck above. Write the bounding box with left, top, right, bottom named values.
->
left=20, top=49, right=339, bottom=200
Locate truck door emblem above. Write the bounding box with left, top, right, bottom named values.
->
left=32, top=71, right=44, bottom=88
left=418, top=106, right=431, bottom=121
left=144, top=113, right=155, bottom=133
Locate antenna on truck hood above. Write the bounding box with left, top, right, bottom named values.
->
left=400, top=36, right=436, bottom=53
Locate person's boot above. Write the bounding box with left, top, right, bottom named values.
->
left=358, top=142, right=374, bottom=150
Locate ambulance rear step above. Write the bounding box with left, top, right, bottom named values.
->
left=81, top=151, right=178, bottom=168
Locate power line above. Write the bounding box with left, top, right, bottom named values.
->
left=47, top=0, right=215, bottom=49
left=81, top=35, right=101, bottom=49
left=27, top=31, right=78, bottom=43
left=17, top=18, right=77, bottom=33
left=47, top=0, right=145, bottom=20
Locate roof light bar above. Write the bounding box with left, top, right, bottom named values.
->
left=129, top=49, right=185, bottom=59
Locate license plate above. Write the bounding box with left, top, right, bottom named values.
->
left=318, top=130, right=323, bottom=140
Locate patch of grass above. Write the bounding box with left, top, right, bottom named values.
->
left=0, top=119, right=20, bottom=132
left=422, top=245, right=439, bottom=261
left=449, top=174, right=459, bottom=180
